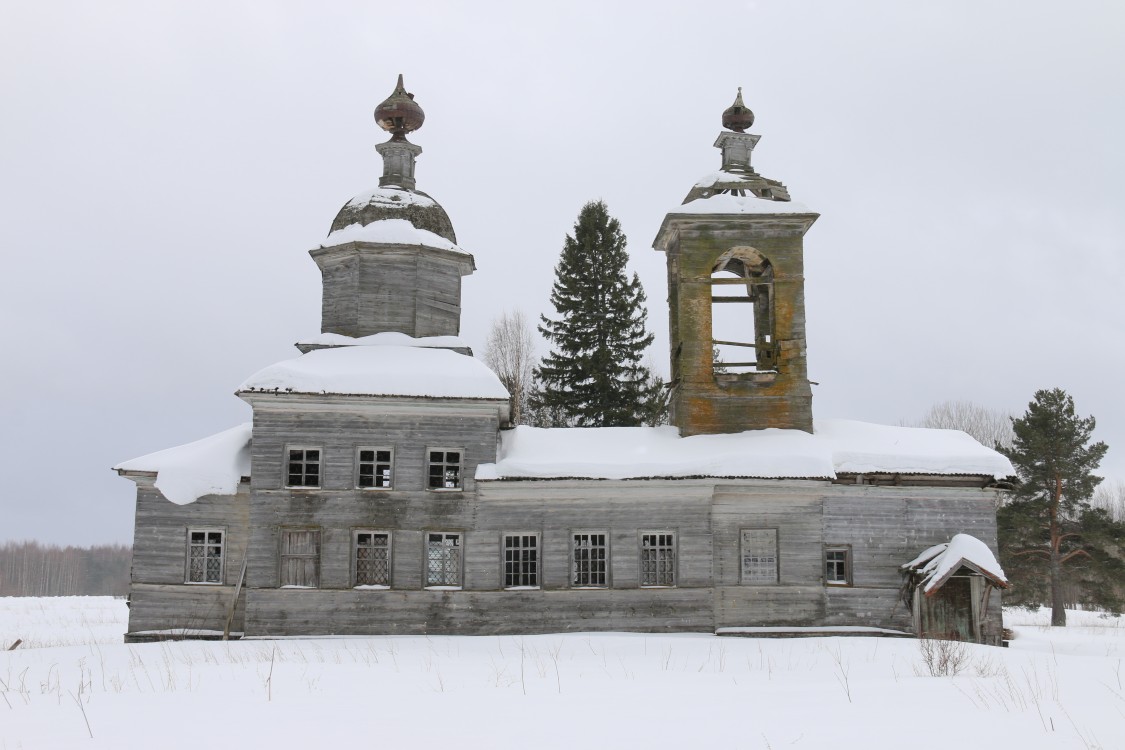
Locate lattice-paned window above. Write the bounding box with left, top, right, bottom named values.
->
left=357, top=447, right=393, bottom=489
left=503, top=533, right=539, bottom=588
left=427, top=448, right=463, bottom=490
left=426, top=532, right=462, bottom=587
left=641, top=532, right=676, bottom=587
left=354, top=531, right=391, bottom=587
left=741, top=528, right=779, bottom=585
left=280, top=529, right=320, bottom=587
left=186, top=529, right=224, bottom=584
left=825, top=546, right=851, bottom=586
left=572, top=532, right=608, bottom=587
left=286, top=447, right=321, bottom=488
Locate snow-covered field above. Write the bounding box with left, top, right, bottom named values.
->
left=1, top=598, right=1122, bottom=749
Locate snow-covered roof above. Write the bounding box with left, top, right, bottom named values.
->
left=670, top=192, right=814, bottom=215
left=475, top=419, right=1015, bottom=481
left=903, top=533, right=1009, bottom=594
left=238, top=345, right=510, bottom=400
left=318, top=218, right=469, bottom=255
left=296, top=331, right=470, bottom=350
left=114, top=423, right=251, bottom=505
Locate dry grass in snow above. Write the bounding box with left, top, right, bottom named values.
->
left=1, top=597, right=1123, bottom=749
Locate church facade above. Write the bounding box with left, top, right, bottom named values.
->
left=117, top=78, right=1012, bottom=643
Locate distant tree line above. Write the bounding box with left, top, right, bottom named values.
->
left=0, top=541, right=131, bottom=596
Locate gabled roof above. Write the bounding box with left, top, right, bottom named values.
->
left=902, top=533, right=1009, bottom=595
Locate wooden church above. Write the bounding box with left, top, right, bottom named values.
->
left=116, top=78, right=1013, bottom=644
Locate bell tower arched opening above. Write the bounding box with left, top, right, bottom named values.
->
left=711, top=247, right=776, bottom=377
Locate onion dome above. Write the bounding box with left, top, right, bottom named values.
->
left=721, top=87, right=755, bottom=132
left=329, top=187, right=457, bottom=243
left=374, top=74, right=425, bottom=139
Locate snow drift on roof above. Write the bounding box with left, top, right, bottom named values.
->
left=476, top=419, right=1015, bottom=481
left=903, top=533, right=1008, bottom=594
left=238, top=346, right=509, bottom=400
left=114, top=423, right=251, bottom=505
left=672, top=192, right=813, bottom=215
left=296, top=331, right=470, bottom=350
left=318, top=219, right=468, bottom=255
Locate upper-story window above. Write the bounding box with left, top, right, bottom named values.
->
left=427, top=448, right=463, bottom=490
left=357, top=447, right=394, bottom=489
left=825, top=545, right=852, bottom=586
left=286, top=446, right=321, bottom=488
left=711, top=247, right=775, bottom=376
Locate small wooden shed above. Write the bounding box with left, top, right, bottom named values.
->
left=902, top=534, right=1008, bottom=643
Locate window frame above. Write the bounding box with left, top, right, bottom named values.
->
left=426, top=447, right=464, bottom=491
left=639, top=530, right=677, bottom=588
left=571, top=530, right=610, bottom=588
left=424, top=531, right=463, bottom=589
left=740, top=527, right=779, bottom=585
left=185, top=527, right=225, bottom=585
left=824, top=544, right=852, bottom=587
left=502, top=532, right=541, bottom=590
left=352, top=529, right=392, bottom=588
left=355, top=446, right=394, bottom=490
left=285, top=445, right=323, bottom=489
left=279, top=528, right=321, bottom=588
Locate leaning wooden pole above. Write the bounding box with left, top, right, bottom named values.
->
left=223, top=556, right=247, bottom=641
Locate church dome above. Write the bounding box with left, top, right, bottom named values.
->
left=329, top=186, right=457, bottom=243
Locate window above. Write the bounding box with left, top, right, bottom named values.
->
left=425, top=532, right=462, bottom=587
left=710, top=247, right=776, bottom=376
left=354, top=531, right=391, bottom=587
left=503, top=533, right=539, bottom=588
left=427, top=448, right=463, bottom=490
left=825, top=546, right=851, bottom=586
left=640, top=532, right=676, bottom=587
left=286, top=447, right=321, bottom=488
left=357, top=447, right=393, bottom=489
left=572, top=532, right=608, bottom=587
left=741, top=528, right=779, bottom=584
left=186, top=529, right=224, bottom=584
left=280, top=529, right=320, bottom=587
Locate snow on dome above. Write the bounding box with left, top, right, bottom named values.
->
left=343, top=187, right=437, bottom=210
left=114, top=423, right=251, bottom=505
left=815, top=420, right=1015, bottom=478
left=296, top=331, right=470, bottom=350
left=476, top=419, right=1014, bottom=481
left=238, top=346, right=509, bottom=400
left=318, top=219, right=469, bottom=256
left=671, top=192, right=814, bottom=215
left=903, top=533, right=1008, bottom=594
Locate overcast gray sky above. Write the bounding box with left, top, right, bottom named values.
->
left=2, top=0, right=1122, bottom=546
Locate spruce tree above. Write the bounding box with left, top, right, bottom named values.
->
left=530, top=200, right=658, bottom=427
left=998, top=388, right=1115, bottom=625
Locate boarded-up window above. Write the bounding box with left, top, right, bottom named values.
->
left=354, top=531, right=391, bottom=586
left=286, top=447, right=321, bottom=488
left=187, top=529, right=224, bottom=584
left=503, top=533, right=539, bottom=588
left=741, top=528, right=778, bottom=584
left=426, top=532, right=462, bottom=587
left=641, top=532, right=676, bottom=587
left=280, top=530, right=320, bottom=587
left=572, top=532, right=608, bottom=587
left=427, top=449, right=463, bottom=490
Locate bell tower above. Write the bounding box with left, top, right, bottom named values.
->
left=653, top=89, right=818, bottom=435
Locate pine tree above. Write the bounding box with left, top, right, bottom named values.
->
left=998, top=388, right=1115, bottom=625
left=530, top=200, right=659, bottom=427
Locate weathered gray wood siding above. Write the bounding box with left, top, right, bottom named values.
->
left=124, top=477, right=249, bottom=637
left=313, top=244, right=468, bottom=338
left=712, top=481, right=1003, bottom=639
